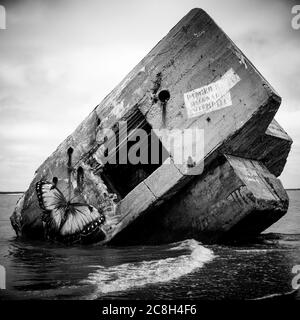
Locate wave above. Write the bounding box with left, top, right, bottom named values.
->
left=252, top=289, right=299, bottom=300
left=81, top=239, right=214, bottom=299
left=234, top=249, right=285, bottom=253
left=167, top=239, right=201, bottom=251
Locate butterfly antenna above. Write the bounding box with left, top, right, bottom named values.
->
left=68, top=171, right=72, bottom=201
left=67, top=147, right=74, bottom=202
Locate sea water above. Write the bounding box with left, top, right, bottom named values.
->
left=0, top=191, right=299, bottom=300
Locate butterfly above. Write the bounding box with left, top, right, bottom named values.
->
left=36, top=180, right=106, bottom=244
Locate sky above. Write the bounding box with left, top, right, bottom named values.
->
left=0, top=0, right=299, bottom=191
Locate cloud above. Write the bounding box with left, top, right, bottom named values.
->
left=0, top=0, right=299, bottom=190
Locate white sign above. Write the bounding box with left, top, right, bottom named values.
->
left=184, top=68, right=241, bottom=118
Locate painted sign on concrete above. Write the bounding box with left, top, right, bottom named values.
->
left=184, top=68, right=241, bottom=118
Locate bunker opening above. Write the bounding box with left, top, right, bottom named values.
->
left=67, top=147, right=74, bottom=168
left=77, top=166, right=84, bottom=191
left=158, top=90, right=170, bottom=103
left=101, top=108, right=169, bottom=198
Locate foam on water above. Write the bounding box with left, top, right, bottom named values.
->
left=82, top=239, right=214, bottom=299
left=252, top=289, right=299, bottom=300
left=234, top=249, right=286, bottom=253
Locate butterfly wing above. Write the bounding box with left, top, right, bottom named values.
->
left=36, top=180, right=67, bottom=231
left=36, top=180, right=106, bottom=243
left=60, top=204, right=104, bottom=236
